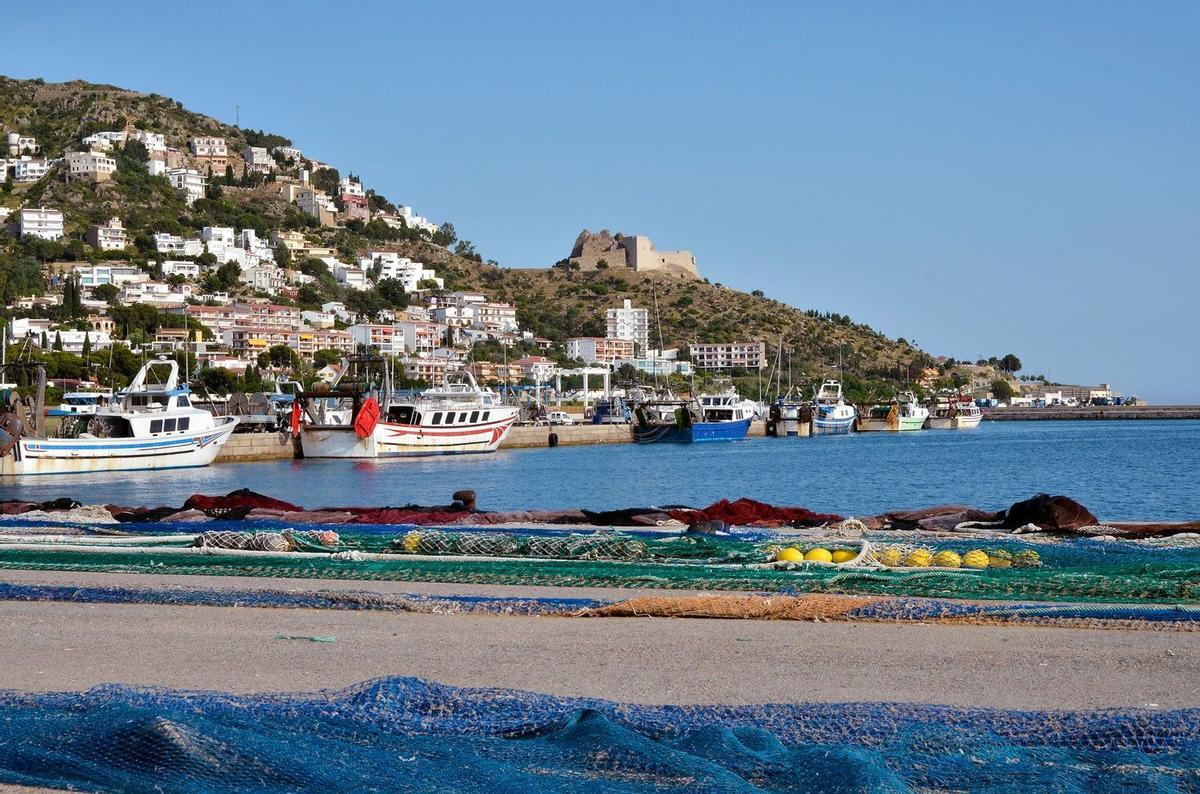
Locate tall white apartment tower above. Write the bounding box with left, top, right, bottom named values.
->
left=606, top=298, right=650, bottom=356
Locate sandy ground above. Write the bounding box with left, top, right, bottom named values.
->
left=2, top=570, right=1198, bottom=710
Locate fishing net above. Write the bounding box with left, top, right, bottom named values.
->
left=0, top=675, right=1198, bottom=792
left=2, top=523, right=1200, bottom=604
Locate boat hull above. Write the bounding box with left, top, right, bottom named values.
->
left=812, top=414, right=856, bottom=435
left=634, top=417, right=751, bottom=444
left=301, top=412, right=517, bottom=458
left=0, top=417, right=238, bottom=477
left=929, top=413, right=982, bottom=430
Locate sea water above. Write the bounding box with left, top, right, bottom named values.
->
left=4, top=420, right=1197, bottom=521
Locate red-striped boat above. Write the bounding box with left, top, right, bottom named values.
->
left=299, top=370, right=518, bottom=458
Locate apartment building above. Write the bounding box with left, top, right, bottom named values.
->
left=464, top=360, right=525, bottom=384
left=65, top=151, right=118, bottom=182
left=272, top=145, right=303, bottom=162
left=241, top=146, right=274, bottom=174
left=6, top=133, right=38, bottom=156
left=84, top=217, right=128, bottom=250
left=222, top=326, right=300, bottom=358
left=13, top=158, right=49, bottom=183
left=81, top=131, right=126, bottom=151
left=565, top=336, right=635, bottom=364
left=166, top=168, right=206, bottom=205
left=189, top=136, right=228, bottom=168
left=688, top=341, right=767, bottom=370
left=359, top=251, right=442, bottom=291
left=188, top=305, right=251, bottom=336
left=72, top=263, right=145, bottom=288
left=131, top=130, right=168, bottom=159
left=347, top=323, right=402, bottom=355
left=18, top=207, right=64, bottom=240
left=606, top=299, right=650, bottom=354
left=153, top=232, right=205, bottom=257
left=161, top=260, right=201, bottom=278
left=338, top=177, right=370, bottom=221
left=512, top=355, right=558, bottom=382
left=296, top=328, right=355, bottom=360
left=401, top=357, right=450, bottom=383
left=475, top=302, right=518, bottom=332
left=333, top=263, right=370, bottom=290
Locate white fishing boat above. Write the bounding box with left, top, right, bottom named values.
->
left=299, top=363, right=518, bottom=458
left=697, top=385, right=759, bottom=424
left=812, top=380, right=857, bottom=435
left=857, top=391, right=929, bottom=432
left=0, top=358, right=238, bottom=477
left=928, top=393, right=983, bottom=430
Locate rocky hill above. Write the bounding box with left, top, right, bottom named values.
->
left=1, top=76, right=1014, bottom=398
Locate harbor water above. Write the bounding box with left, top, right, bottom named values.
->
left=4, top=420, right=1198, bottom=521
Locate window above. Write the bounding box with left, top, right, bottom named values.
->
left=150, top=419, right=163, bottom=434
left=178, top=417, right=190, bottom=431
left=470, top=411, right=479, bottom=423
left=482, top=411, right=490, bottom=421
left=431, top=412, right=442, bottom=425
left=163, top=418, right=177, bottom=432
left=177, top=396, right=190, bottom=408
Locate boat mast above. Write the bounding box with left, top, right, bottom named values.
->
left=183, top=305, right=190, bottom=386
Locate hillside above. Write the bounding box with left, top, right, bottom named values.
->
left=0, top=76, right=1015, bottom=399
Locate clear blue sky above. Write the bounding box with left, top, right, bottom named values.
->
left=7, top=2, right=1198, bottom=401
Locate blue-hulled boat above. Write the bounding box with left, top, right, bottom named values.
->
left=632, top=395, right=752, bottom=444
left=812, top=380, right=857, bottom=435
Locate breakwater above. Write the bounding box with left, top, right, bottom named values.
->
left=983, top=405, right=1200, bottom=421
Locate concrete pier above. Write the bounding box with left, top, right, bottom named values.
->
left=984, top=405, right=1200, bottom=421
left=214, top=432, right=296, bottom=462
left=213, top=421, right=770, bottom=460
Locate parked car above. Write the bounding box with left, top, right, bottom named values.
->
left=547, top=411, right=576, bottom=426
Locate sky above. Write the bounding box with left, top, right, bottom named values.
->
left=6, top=2, right=1198, bottom=401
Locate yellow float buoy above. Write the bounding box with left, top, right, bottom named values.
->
left=903, top=549, right=933, bottom=567
left=931, top=550, right=962, bottom=568
left=401, top=531, right=422, bottom=552
left=830, top=549, right=856, bottom=564
left=1013, top=549, right=1042, bottom=568
left=986, top=549, right=1013, bottom=569
left=775, top=546, right=804, bottom=563
left=805, top=547, right=833, bottom=563
left=877, top=548, right=903, bottom=567
left=962, top=550, right=990, bottom=569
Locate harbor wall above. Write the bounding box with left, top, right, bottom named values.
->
left=501, top=424, right=632, bottom=448
left=983, top=405, right=1200, bottom=421
left=215, top=432, right=297, bottom=462
left=213, top=420, right=769, bottom=460
left=502, top=420, right=767, bottom=448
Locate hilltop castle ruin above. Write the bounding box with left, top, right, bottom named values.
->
left=568, top=229, right=699, bottom=279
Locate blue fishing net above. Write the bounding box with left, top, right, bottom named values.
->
left=0, top=676, right=1197, bottom=792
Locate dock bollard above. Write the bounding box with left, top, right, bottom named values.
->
left=548, top=432, right=559, bottom=448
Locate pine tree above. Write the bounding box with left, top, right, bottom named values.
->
left=82, top=332, right=92, bottom=358
left=53, top=331, right=63, bottom=351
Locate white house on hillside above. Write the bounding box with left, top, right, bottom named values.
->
left=18, top=207, right=64, bottom=240
left=167, top=168, right=206, bottom=205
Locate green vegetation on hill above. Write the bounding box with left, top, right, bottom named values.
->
left=0, top=76, right=1020, bottom=402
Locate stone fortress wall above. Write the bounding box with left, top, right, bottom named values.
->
left=568, top=229, right=698, bottom=279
